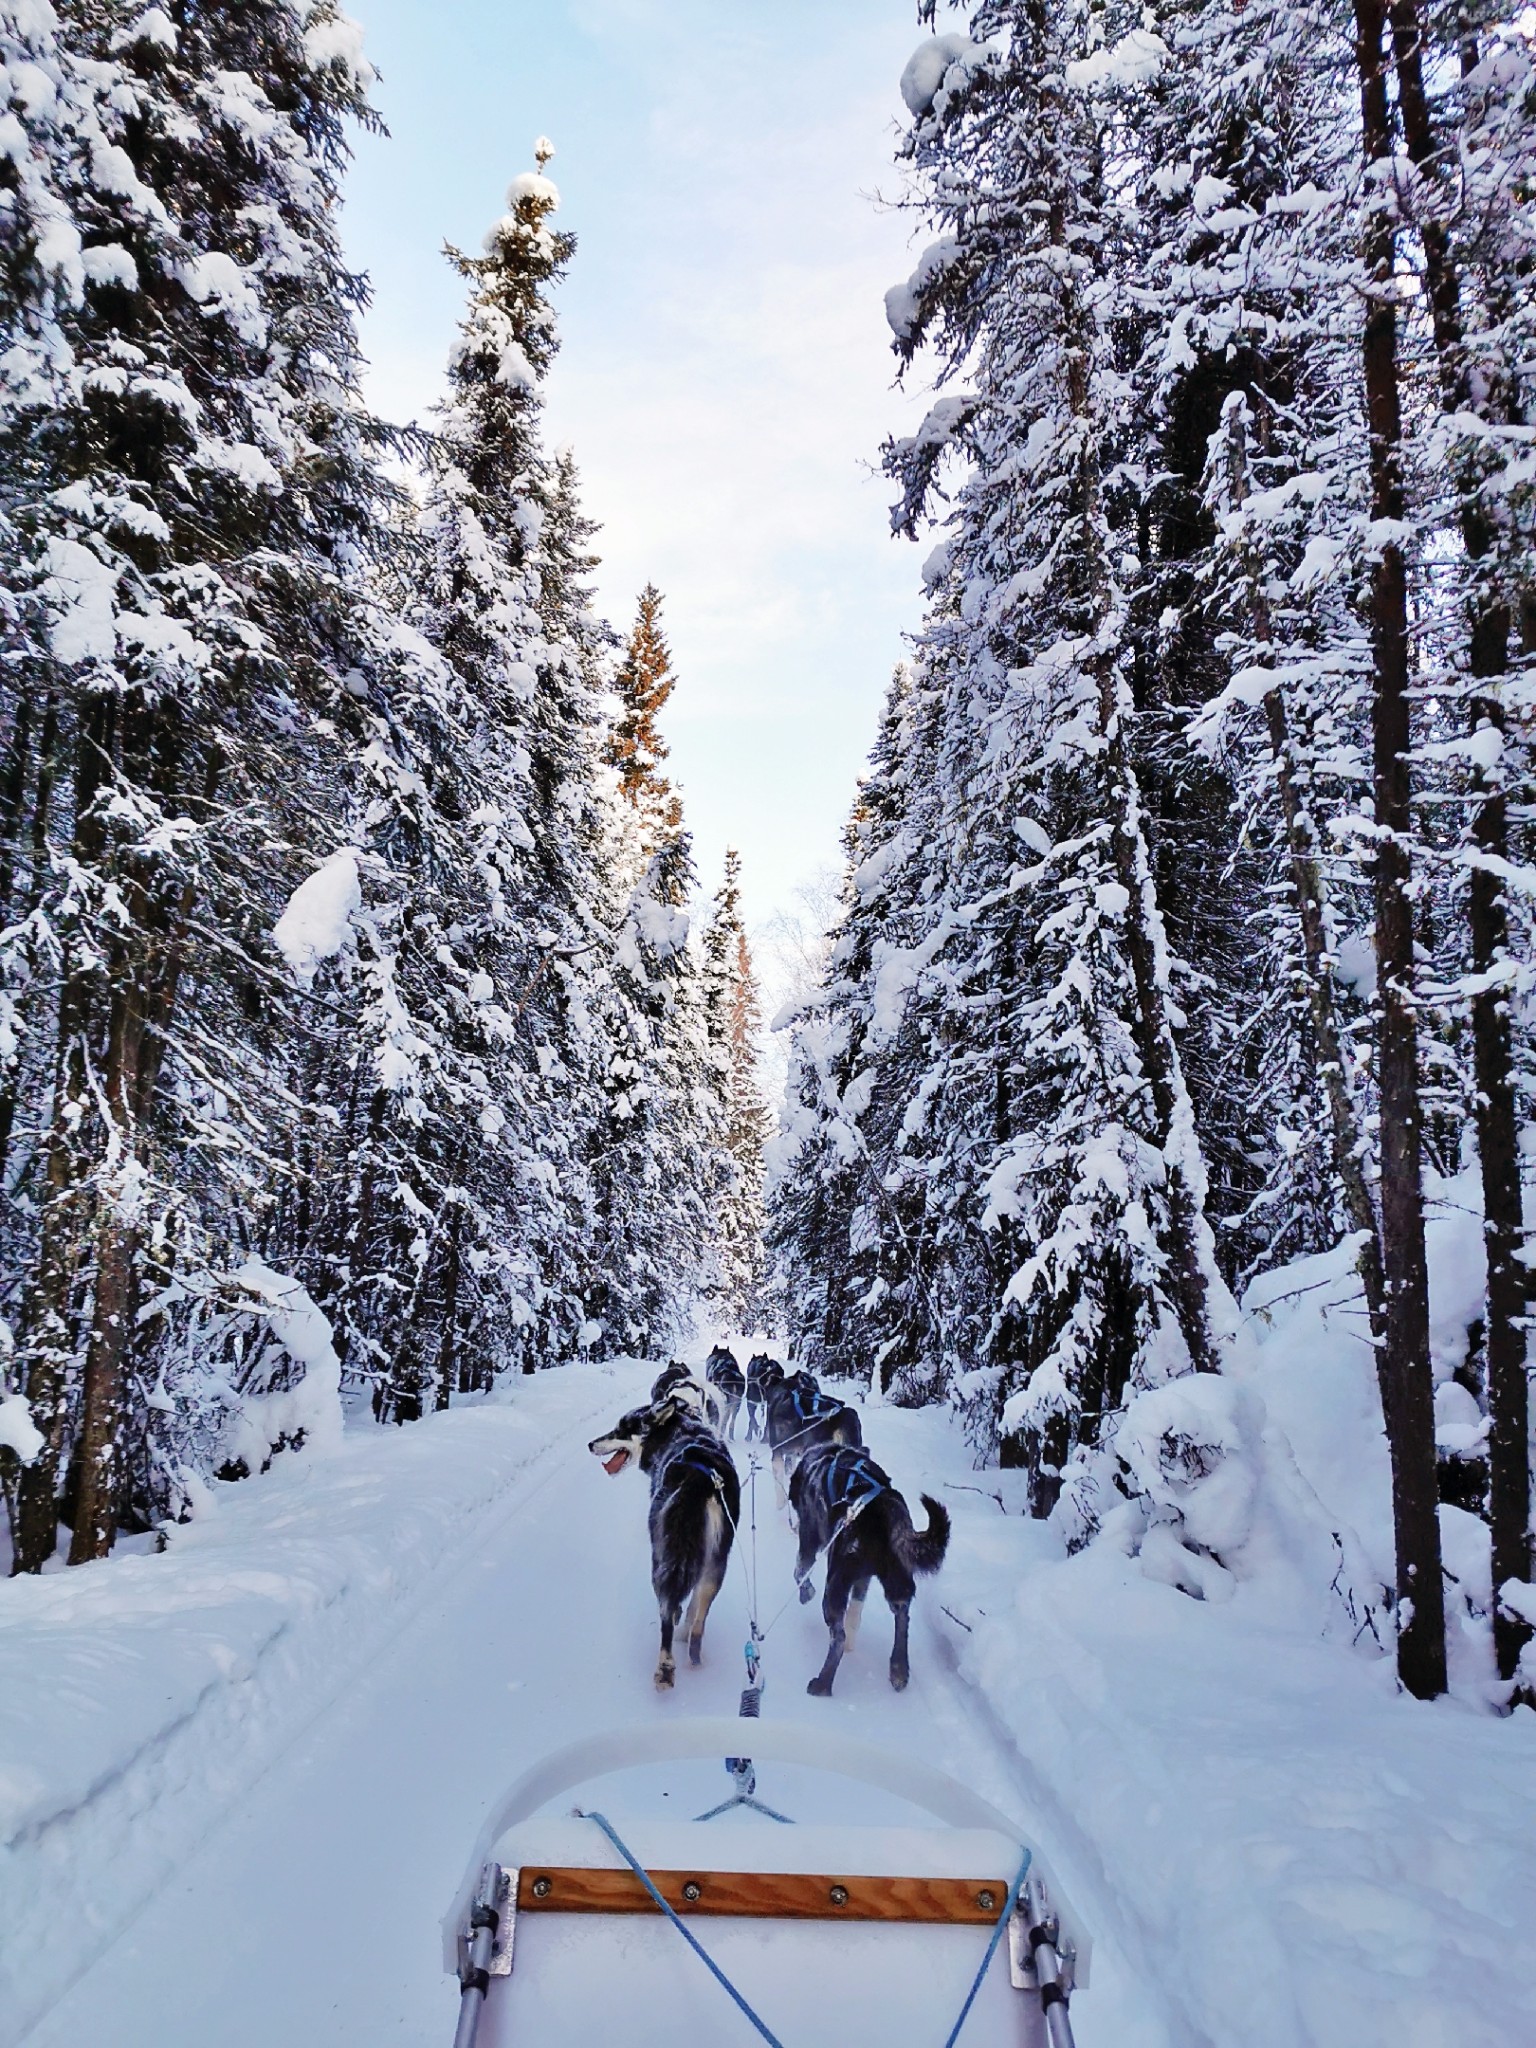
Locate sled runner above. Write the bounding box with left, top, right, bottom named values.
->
left=445, top=1717, right=1087, bottom=2046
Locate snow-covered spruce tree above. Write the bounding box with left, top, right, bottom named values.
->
left=1342, top=0, right=1448, bottom=1700
left=583, top=826, right=720, bottom=1356
left=771, top=656, right=956, bottom=1394
left=350, top=146, right=619, bottom=1415
left=1373, top=0, right=1536, bottom=1691
left=1097, top=0, right=1376, bottom=1294
left=699, top=848, right=770, bottom=1328
left=1111, top=0, right=1382, bottom=1300
left=864, top=4, right=1241, bottom=1522
left=571, top=577, right=726, bottom=1357
left=0, top=0, right=394, bottom=1567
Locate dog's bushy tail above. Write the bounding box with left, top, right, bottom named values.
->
left=897, top=1495, right=950, bottom=1576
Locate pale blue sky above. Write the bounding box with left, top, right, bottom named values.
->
left=340, top=0, right=939, bottom=956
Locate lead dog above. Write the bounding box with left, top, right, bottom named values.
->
left=705, top=1345, right=746, bottom=1439
left=764, top=1372, right=862, bottom=1506
left=589, top=1394, right=740, bottom=1690
left=744, top=1353, right=784, bottom=1442
left=788, top=1443, right=949, bottom=1696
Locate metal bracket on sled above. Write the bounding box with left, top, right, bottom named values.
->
left=1008, top=1872, right=1078, bottom=2045
left=457, top=1861, right=518, bottom=1981
left=452, top=1863, right=518, bottom=2048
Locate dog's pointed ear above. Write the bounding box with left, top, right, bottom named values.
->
left=654, top=1394, right=681, bottom=1423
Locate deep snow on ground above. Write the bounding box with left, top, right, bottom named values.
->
left=2, top=1343, right=1534, bottom=2048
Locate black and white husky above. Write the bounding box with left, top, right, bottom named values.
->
left=743, top=1353, right=784, bottom=1441
left=789, top=1443, right=950, bottom=1697
left=589, top=1395, right=740, bottom=1690
left=763, top=1372, right=862, bottom=1505
left=651, top=1360, right=727, bottom=1435
left=704, top=1345, right=746, bottom=1439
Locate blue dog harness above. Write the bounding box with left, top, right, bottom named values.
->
left=667, top=1446, right=733, bottom=1495
left=821, top=1448, right=890, bottom=1540
left=791, top=1384, right=838, bottom=1423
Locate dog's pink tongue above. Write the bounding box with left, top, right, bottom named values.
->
left=602, top=1450, right=628, bottom=1475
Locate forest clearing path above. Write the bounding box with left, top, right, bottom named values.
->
left=18, top=1362, right=1162, bottom=2048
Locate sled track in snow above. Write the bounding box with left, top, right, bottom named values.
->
left=14, top=1368, right=1163, bottom=2048
left=4, top=1380, right=629, bottom=2048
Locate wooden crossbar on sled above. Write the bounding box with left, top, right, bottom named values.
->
left=444, top=1718, right=1088, bottom=2047
left=515, top=1862, right=1015, bottom=1923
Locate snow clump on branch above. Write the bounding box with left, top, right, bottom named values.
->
left=272, top=849, right=362, bottom=989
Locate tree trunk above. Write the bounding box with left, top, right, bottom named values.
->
left=69, top=723, right=211, bottom=1562
left=0, top=684, right=34, bottom=916
left=1388, top=0, right=1530, bottom=1689
left=439, top=1201, right=462, bottom=1408
left=10, top=692, right=114, bottom=1572
left=1352, top=0, right=1447, bottom=1699
left=0, top=688, right=57, bottom=1187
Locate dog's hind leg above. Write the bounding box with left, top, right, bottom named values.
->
left=888, top=1595, right=912, bottom=1692
left=772, top=1449, right=788, bottom=1510
left=683, top=1498, right=728, bottom=1666
left=655, top=1597, right=680, bottom=1690
left=843, top=1574, right=872, bottom=1652
left=683, top=1568, right=723, bottom=1666
left=807, top=1562, right=855, bottom=1697
left=794, top=1511, right=821, bottom=1605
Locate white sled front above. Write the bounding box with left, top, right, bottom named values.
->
left=445, top=1718, right=1087, bottom=2047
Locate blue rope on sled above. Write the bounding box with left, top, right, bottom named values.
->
left=579, top=1809, right=1033, bottom=2048
left=942, top=1845, right=1034, bottom=2048
left=579, top=1810, right=786, bottom=2048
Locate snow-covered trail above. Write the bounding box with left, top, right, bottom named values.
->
left=17, top=1364, right=1160, bottom=2048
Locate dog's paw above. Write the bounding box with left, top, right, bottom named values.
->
left=806, top=1674, right=834, bottom=1698
left=888, top=1667, right=909, bottom=1693
left=688, top=1641, right=703, bottom=1666
left=797, top=1578, right=815, bottom=1605
left=654, top=1665, right=675, bottom=1691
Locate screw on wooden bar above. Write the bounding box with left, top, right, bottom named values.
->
left=828, top=1885, right=850, bottom=1907
left=531, top=1876, right=551, bottom=1899
left=976, top=1890, right=996, bottom=1911
left=681, top=1881, right=702, bottom=1903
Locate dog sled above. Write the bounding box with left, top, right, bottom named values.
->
left=444, top=1716, right=1087, bottom=2046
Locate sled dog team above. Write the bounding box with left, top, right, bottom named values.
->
left=589, top=1345, right=950, bottom=1696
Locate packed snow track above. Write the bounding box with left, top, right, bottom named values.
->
left=5, top=1358, right=1533, bottom=2048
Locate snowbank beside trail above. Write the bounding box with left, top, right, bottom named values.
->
left=0, top=1364, right=639, bottom=2047
left=938, top=1524, right=1536, bottom=2048
left=851, top=1170, right=1536, bottom=2048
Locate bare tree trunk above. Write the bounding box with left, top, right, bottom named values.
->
left=10, top=692, right=113, bottom=1572
left=1388, top=0, right=1530, bottom=1689
left=0, top=685, right=34, bottom=915
left=438, top=1201, right=461, bottom=1408
left=0, top=689, right=59, bottom=1186
left=1352, top=0, right=1447, bottom=1699
left=66, top=965, right=150, bottom=1562
left=69, top=725, right=211, bottom=1563
left=1222, top=400, right=1387, bottom=1339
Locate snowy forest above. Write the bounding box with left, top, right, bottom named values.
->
left=772, top=0, right=1536, bottom=1707
left=0, top=0, right=1531, bottom=1717
left=1, top=1, right=1536, bottom=2043
left=0, top=4, right=769, bottom=1572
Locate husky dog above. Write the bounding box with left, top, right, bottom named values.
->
left=589, top=1395, right=740, bottom=1690
left=763, top=1373, right=862, bottom=1506
left=650, top=1361, right=727, bottom=1434
left=704, top=1345, right=746, bottom=1439
left=743, top=1353, right=784, bottom=1442
left=789, top=1443, right=950, bottom=1697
